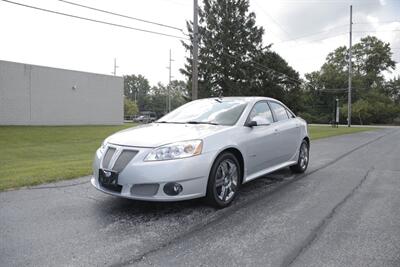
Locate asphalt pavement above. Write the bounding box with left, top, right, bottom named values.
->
left=1, top=127, right=399, bottom=267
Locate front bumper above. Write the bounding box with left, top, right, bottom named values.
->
left=91, top=144, right=214, bottom=201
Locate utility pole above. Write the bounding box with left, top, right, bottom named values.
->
left=192, top=0, right=199, bottom=100
left=167, top=49, right=174, bottom=112
left=335, top=97, right=339, bottom=128
left=347, top=5, right=352, bottom=127
left=112, top=58, right=118, bottom=76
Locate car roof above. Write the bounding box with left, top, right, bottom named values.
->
left=199, top=96, right=278, bottom=103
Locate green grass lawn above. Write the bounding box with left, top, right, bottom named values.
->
left=0, top=124, right=377, bottom=191
left=0, top=124, right=133, bottom=191
left=308, top=125, right=376, bottom=140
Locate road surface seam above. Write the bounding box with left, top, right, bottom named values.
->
left=113, top=130, right=393, bottom=267
left=283, top=167, right=374, bottom=267
left=25, top=179, right=90, bottom=190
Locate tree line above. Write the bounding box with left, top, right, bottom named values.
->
left=124, top=0, right=399, bottom=125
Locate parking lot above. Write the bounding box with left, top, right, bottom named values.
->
left=1, top=128, right=400, bottom=266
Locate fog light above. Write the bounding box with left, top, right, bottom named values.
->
left=163, top=182, right=183, bottom=196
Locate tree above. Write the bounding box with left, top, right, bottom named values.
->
left=304, top=36, right=398, bottom=124
left=352, top=36, right=396, bottom=89
left=340, top=89, right=399, bottom=124
left=385, top=76, right=400, bottom=104
left=124, top=98, right=138, bottom=117
left=253, top=50, right=302, bottom=112
left=181, top=0, right=264, bottom=97
left=124, top=74, right=151, bottom=111
left=181, top=0, right=301, bottom=102
left=149, top=80, right=190, bottom=117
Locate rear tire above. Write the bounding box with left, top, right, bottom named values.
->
left=290, top=140, right=309, bottom=173
left=205, top=152, right=241, bottom=208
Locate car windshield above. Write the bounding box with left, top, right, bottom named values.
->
left=158, top=99, right=247, bottom=126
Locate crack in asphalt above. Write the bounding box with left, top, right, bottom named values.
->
left=25, top=180, right=90, bottom=190
left=282, top=167, right=374, bottom=267
left=114, top=130, right=394, bottom=267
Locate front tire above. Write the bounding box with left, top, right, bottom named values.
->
left=206, top=152, right=241, bottom=208
left=290, top=140, right=309, bottom=173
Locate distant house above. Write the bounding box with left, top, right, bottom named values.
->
left=0, top=60, right=123, bottom=125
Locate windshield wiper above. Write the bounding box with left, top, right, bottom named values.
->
left=156, top=121, right=184, bottom=124
left=185, top=121, right=219, bottom=125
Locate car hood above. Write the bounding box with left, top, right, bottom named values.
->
left=107, top=123, right=229, bottom=148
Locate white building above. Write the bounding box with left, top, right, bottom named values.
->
left=0, top=60, right=123, bottom=125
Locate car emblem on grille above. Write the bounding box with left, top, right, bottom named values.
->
left=104, top=170, right=112, bottom=177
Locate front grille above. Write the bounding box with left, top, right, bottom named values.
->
left=101, top=147, right=137, bottom=172
left=130, top=184, right=159, bottom=196
left=102, top=147, right=116, bottom=169
left=99, top=147, right=138, bottom=192
left=113, top=150, right=138, bottom=172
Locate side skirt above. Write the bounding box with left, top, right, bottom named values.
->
left=243, top=160, right=297, bottom=184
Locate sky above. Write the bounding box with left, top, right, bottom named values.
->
left=0, top=0, right=399, bottom=86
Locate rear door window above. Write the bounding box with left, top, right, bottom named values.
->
left=269, top=102, right=289, bottom=122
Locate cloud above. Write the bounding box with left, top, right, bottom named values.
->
left=0, top=0, right=398, bottom=84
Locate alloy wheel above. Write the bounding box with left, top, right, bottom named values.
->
left=214, top=159, right=239, bottom=202
left=299, top=142, right=309, bottom=170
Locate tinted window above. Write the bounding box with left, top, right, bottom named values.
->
left=269, top=102, right=289, bottom=121
left=158, top=99, right=247, bottom=126
left=248, top=102, right=273, bottom=125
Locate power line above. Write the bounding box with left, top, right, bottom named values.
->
left=275, top=25, right=348, bottom=44
left=253, top=0, right=293, bottom=39
left=275, top=32, right=348, bottom=46
left=0, top=0, right=188, bottom=40
left=162, top=0, right=190, bottom=7
left=353, top=29, right=400, bottom=33
left=190, top=10, right=304, bottom=86
left=219, top=50, right=303, bottom=85
left=58, top=0, right=184, bottom=32
left=273, top=28, right=400, bottom=46
left=354, top=20, right=400, bottom=25
left=275, top=29, right=399, bottom=47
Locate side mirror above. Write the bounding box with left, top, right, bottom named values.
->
left=246, top=120, right=258, bottom=127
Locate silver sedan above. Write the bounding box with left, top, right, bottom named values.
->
left=91, top=97, right=309, bottom=208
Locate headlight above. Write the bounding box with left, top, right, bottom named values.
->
left=98, top=140, right=108, bottom=155
left=144, top=140, right=203, bottom=161
left=101, top=140, right=108, bottom=149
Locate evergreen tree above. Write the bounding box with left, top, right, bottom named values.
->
left=181, top=0, right=264, bottom=97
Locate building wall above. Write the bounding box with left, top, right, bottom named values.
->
left=0, top=60, right=123, bottom=125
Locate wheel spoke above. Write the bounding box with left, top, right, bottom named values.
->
left=215, top=177, right=224, bottom=187
left=228, top=164, right=237, bottom=177
left=219, top=185, right=226, bottom=200
left=222, top=186, right=229, bottom=201
left=230, top=180, right=237, bottom=193
left=221, top=162, right=229, bottom=177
